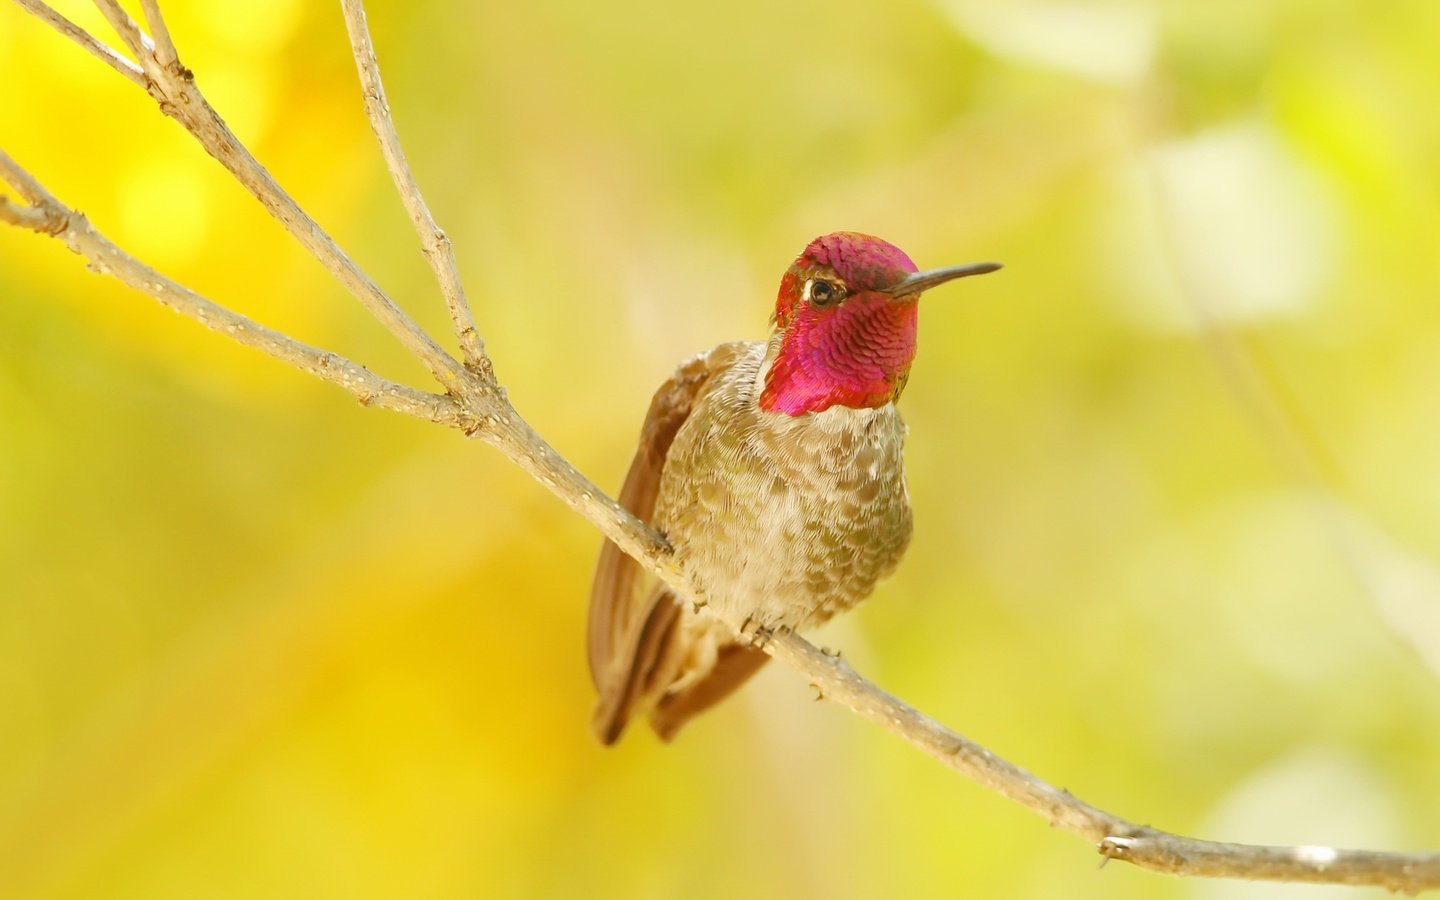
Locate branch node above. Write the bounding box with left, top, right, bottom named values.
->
left=1098, top=836, right=1135, bottom=861
left=0, top=195, right=68, bottom=236
left=460, top=408, right=508, bottom=438
left=422, top=229, right=451, bottom=254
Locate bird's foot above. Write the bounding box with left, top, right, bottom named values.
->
left=740, top=618, right=791, bottom=650
left=743, top=619, right=773, bottom=650
left=750, top=623, right=793, bottom=650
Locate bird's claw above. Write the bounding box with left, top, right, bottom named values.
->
left=740, top=619, right=790, bottom=650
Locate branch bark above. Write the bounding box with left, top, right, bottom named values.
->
left=340, top=0, right=487, bottom=373
left=90, top=0, right=149, bottom=59
left=19, top=0, right=470, bottom=391
left=4, top=1, right=1437, bottom=893
left=0, top=151, right=457, bottom=424
left=13, top=0, right=145, bottom=86
left=137, top=0, right=177, bottom=68
left=1, top=193, right=65, bottom=233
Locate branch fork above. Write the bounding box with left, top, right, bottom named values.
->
left=3, top=0, right=1437, bottom=893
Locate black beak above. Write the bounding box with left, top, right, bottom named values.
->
left=882, top=262, right=1002, bottom=298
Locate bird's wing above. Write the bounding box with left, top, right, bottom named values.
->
left=587, top=342, right=767, bottom=744
left=649, top=637, right=771, bottom=742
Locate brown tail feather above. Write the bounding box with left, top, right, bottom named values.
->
left=650, top=643, right=770, bottom=742
left=591, top=591, right=681, bottom=745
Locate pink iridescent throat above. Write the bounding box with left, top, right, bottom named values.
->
left=759, top=292, right=918, bottom=416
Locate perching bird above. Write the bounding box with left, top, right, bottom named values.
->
left=587, top=232, right=1000, bottom=744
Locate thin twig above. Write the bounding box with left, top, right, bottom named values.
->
left=0, top=150, right=460, bottom=424
left=764, top=633, right=1440, bottom=892
left=15, top=0, right=470, bottom=393
left=4, top=1, right=1438, bottom=891
left=0, top=194, right=66, bottom=234
left=13, top=0, right=146, bottom=87
left=138, top=0, right=178, bottom=67
left=90, top=0, right=148, bottom=58
left=0, top=150, right=47, bottom=203
left=339, top=0, right=487, bottom=372
left=153, top=86, right=472, bottom=389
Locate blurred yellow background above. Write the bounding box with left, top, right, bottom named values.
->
left=2, top=1, right=1439, bottom=898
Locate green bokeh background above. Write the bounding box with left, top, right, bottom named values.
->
left=2, top=1, right=1438, bottom=898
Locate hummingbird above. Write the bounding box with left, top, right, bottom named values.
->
left=587, top=232, right=1000, bottom=744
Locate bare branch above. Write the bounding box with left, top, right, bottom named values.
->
left=340, top=0, right=487, bottom=372
left=765, top=633, right=1440, bottom=893
left=5, top=0, right=1437, bottom=891
left=138, top=0, right=178, bottom=67
left=1098, top=834, right=1440, bottom=891
left=0, top=149, right=459, bottom=424
left=159, top=86, right=469, bottom=389
left=0, top=194, right=66, bottom=234
left=13, top=0, right=146, bottom=87
left=0, top=149, right=46, bottom=204
left=146, top=86, right=471, bottom=390
left=90, top=0, right=148, bottom=58
left=13, top=0, right=470, bottom=392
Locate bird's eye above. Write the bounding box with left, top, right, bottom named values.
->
left=808, top=280, right=842, bottom=307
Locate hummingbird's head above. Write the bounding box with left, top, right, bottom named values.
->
left=759, top=232, right=1000, bottom=416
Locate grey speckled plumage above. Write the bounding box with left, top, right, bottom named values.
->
left=587, top=338, right=912, bottom=744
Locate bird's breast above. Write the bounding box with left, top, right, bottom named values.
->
left=653, top=342, right=913, bottom=631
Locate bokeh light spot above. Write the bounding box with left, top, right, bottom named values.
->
left=115, top=154, right=213, bottom=269
left=194, top=0, right=304, bottom=54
